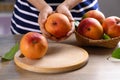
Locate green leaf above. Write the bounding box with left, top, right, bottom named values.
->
left=1, top=43, right=19, bottom=62
left=103, top=33, right=111, bottom=40
left=112, top=48, right=120, bottom=59
left=74, top=21, right=80, bottom=27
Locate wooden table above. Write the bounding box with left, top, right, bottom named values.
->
left=0, top=34, right=120, bottom=80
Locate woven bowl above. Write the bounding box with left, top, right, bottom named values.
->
left=75, top=31, right=120, bottom=48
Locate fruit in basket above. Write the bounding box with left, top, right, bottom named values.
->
left=77, top=18, right=103, bottom=40
left=45, top=13, right=72, bottom=39
left=20, top=32, right=48, bottom=59
left=102, top=16, right=120, bottom=38
left=83, top=10, right=105, bottom=24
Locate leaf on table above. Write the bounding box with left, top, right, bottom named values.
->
left=112, top=48, right=120, bottom=59
left=1, top=43, right=19, bottom=62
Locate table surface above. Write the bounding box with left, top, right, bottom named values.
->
left=0, top=34, right=120, bottom=80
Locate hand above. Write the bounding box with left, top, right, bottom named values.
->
left=38, top=4, right=75, bottom=42
left=57, top=21, right=75, bottom=41
left=38, top=5, right=53, bottom=39
left=54, top=4, right=75, bottom=41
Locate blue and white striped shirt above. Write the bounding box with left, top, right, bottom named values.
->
left=10, top=0, right=99, bottom=34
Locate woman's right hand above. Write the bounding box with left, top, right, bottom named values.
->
left=38, top=5, right=54, bottom=39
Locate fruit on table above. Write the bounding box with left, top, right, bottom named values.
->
left=83, top=10, right=105, bottom=24
left=20, top=32, right=48, bottom=59
left=102, top=16, right=120, bottom=38
left=45, top=13, right=72, bottom=39
left=77, top=18, right=103, bottom=40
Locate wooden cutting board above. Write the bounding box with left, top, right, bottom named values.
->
left=14, top=43, right=89, bottom=73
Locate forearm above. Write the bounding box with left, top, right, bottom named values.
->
left=62, top=0, right=83, bottom=9
left=27, top=0, right=49, bottom=11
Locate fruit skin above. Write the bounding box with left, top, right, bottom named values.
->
left=77, top=18, right=103, bottom=40
left=102, top=16, right=120, bottom=38
left=83, top=10, right=105, bottom=24
left=45, top=13, right=72, bottom=39
left=20, top=32, right=48, bottom=59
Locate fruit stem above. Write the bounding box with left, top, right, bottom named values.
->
left=87, top=27, right=91, bottom=31
left=52, top=22, right=57, bottom=26
left=32, top=40, right=38, bottom=44
left=116, top=18, right=120, bottom=24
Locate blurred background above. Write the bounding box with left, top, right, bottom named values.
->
left=98, top=0, right=120, bottom=17
left=0, top=0, right=120, bottom=35
left=0, top=0, right=14, bottom=35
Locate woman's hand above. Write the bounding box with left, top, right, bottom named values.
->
left=38, top=4, right=75, bottom=41
left=38, top=5, right=54, bottom=39
left=55, top=0, right=82, bottom=40
left=54, top=4, right=75, bottom=41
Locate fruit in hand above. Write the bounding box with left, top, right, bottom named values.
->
left=83, top=10, right=105, bottom=24
left=45, top=13, right=72, bottom=39
left=102, top=16, right=120, bottom=38
left=20, top=32, right=48, bottom=59
left=77, top=18, right=103, bottom=40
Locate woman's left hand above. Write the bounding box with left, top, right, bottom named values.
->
left=54, top=4, right=75, bottom=41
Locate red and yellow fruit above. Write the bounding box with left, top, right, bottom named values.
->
left=77, top=18, right=103, bottom=40
left=83, top=10, right=105, bottom=24
left=20, top=32, right=48, bottom=59
left=45, top=13, right=72, bottom=39
left=102, top=16, right=120, bottom=38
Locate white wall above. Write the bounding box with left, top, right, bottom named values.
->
left=98, top=0, right=120, bottom=17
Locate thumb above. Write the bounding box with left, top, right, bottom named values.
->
left=65, top=11, right=74, bottom=22
left=68, top=15, right=74, bottom=22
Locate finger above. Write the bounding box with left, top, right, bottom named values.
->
left=41, top=27, right=52, bottom=37
left=39, top=13, right=48, bottom=24
left=64, top=10, right=74, bottom=22
left=67, top=21, right=75, bottom=36
left=58, top=37, right=68, bottom=41
left=38, top=12, right=51, bottom=35
left=50, top=36, right=58, bottom=41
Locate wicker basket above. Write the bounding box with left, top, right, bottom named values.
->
left=75, top=31, right=120, bottom=48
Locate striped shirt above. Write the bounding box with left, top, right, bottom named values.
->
left=10, top=0, right=99, bottom=34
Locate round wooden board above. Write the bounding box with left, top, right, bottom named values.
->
left=14, top=43, right=89, bottom=73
